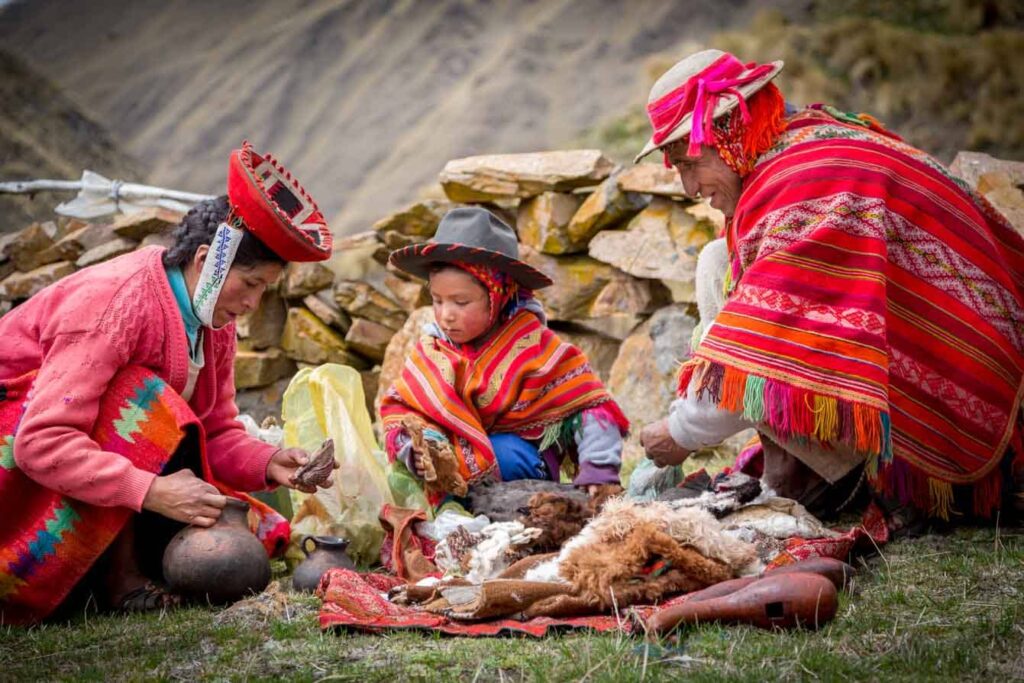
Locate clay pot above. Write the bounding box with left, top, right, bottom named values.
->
left=162, top=498, right=271, bottom=604
left=291, top=535, right=355, bottom=593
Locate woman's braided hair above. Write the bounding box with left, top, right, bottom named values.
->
left=162, top=195, right=284, bottom=269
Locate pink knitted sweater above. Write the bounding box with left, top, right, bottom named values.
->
left=0, top=246, right=277, bottom=511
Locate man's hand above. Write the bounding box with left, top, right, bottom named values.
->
left=641, top=418, right=691, bottom=468
left=267, top=447, right=338, bottom=493
left=142, top=469, right=227, bottom=527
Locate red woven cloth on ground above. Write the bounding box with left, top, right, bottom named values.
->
left=0, top=366, right=288, bottom=625
left=679, top=108, right=1024, bottom=520
left=317, top=568, right=623, bottom=637
left=318, top=502, right=885, bottom=639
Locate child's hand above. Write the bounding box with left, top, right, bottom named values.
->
left=412, top=448, right=427, bottom=478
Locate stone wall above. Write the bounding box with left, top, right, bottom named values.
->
left=3, top=149, right=1021, bottom=469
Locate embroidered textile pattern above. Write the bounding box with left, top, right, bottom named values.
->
left=680, top=108, right=1024, bottom=519
left=0, top=366, right=288, bottom=625
left=380, top=310, right=628, bottom=507
left=192, top=215, right=245, bottom=327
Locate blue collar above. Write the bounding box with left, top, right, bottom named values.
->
left=165, top=265, right=202, bottom=354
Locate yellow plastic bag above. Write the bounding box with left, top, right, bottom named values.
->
left=284, top=364, right=396, bottom=566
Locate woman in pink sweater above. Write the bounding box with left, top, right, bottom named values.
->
left=0, top=143, right=335, bottom=624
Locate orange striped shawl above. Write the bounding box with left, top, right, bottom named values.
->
left=380, top=310, right=627, bottom=484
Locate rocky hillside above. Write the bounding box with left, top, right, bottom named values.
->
left=0, top=0, right=803, bottom=234
left=0, top=49, right=144, bottom=232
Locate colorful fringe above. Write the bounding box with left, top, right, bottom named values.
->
left=697, top=107, right=1024, bottom=521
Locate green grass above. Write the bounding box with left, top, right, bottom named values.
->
left=3, top=525, right=1023, bottom=681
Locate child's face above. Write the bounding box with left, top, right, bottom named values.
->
left=429, top=268, right=491, bottom=344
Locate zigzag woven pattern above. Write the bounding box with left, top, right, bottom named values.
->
left=0, top=365, right=289, bottom=625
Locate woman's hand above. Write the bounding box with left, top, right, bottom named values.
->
left=641, top=418, right=692, bottom=468
left=266, top=447, right=338, bottom=493
left=142, top=469, right=227, bottom=527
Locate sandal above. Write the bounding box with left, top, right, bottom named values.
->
left=115, top=582, right=182, bottom=613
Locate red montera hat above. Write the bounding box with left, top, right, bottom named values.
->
left=226, top=141, right=332, bottom=262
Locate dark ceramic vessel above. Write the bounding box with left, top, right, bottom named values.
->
left=291, top=535, right=355, bottom=592
left=162, top=498, right=271, bottom=604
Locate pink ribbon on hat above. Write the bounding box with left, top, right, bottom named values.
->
left=647, top=53, right=775, bottom=161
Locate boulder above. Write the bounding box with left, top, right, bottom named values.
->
left=372, top=199, right=452, bottom=237
left=6, top=221, right=64, bottom=271
left=40, top=222, right=114, bottom=263
left=616, top=164, right=685, bottom=197
left=949, top=151, right=1024, bottom=190
left=237, top=290, right=287, bottom=349
left=439, top=150, right=614, bottom=202
left=333, top=281, right=407, bottom=331
left=75, top=238, right=138, bottom=268
left=516, top=191, right=584, bottom=254
left=235, top=377, right=292, bottom=425
left=281, top=262, right=334, bottom=299
left=572, top=273, right=671, bottom=340
left=607, top=304, right=698, bottom=429
left=234, top=348, right=297, bottom=390
left=1, top=261, right=75, bottom=300
left=384, top=273, right=431, bottom=311
left=280, top=307, right=369, bottom=369
left=375, top=306, right=435, bottom=411
left=360, top=369, right=381, bottom=419
left=551, top=326, right=622, bottom=383
left=111, top=207, right=183, bottom=241
left=684, top=199, right=726, bottom=234
left=345, top=318, right=396, bottom=363
left=302, top=291, right=351, bottom=333
left=566, top=170, right=651, bottom=247
left=139, top=231, right=176, bottom=250
left=970, top=172, right=1024, bottom=237
left=518, top=245, right=621, bottom=321
left=587, top=198, right=714, bottom=301
left=329, top=230, right=386, bottom=277
left=381, top=230, right=424, bottom=251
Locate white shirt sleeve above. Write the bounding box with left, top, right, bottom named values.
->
left=667, top=374, right=753, bottom=451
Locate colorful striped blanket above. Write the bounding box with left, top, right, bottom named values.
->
left=0, top=366, right=288, bottom=625
left=680, top=109, right=1024, bottom=519
left=380, top=310, right=628, bottom=489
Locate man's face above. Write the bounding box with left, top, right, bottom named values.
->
left=664, top=141, right=743, bottom=217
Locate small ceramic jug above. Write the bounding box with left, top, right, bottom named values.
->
left=291, top=535, right=355, bottom=592
left=162, top=498, right=271, bottom=604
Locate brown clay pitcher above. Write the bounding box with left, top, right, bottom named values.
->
left=162, top=498, right=271, bottom=604
left=291, top=535, right=355, bottom=593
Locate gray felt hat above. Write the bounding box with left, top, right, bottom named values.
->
left=388, top=207, right=553, bottom=290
